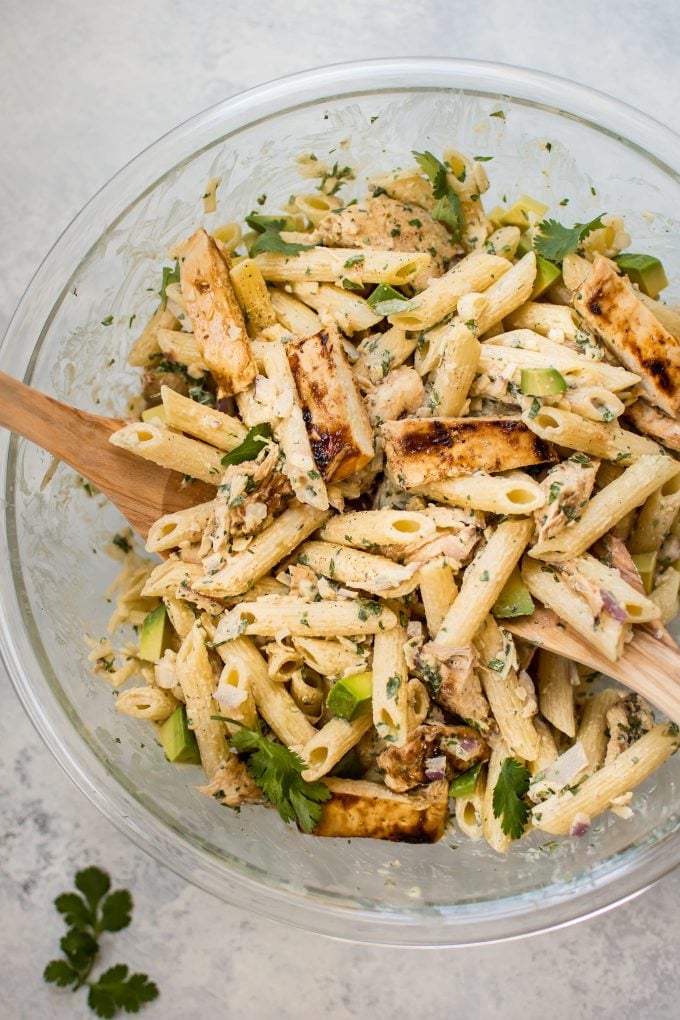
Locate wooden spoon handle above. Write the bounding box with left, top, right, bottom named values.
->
left=0, top=370, right=125, bottom=479
left=505, top=608, right=680, bottom=723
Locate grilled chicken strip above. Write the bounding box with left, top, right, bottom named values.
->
left=381, top=417, right=556, bottom=489
left=573, top=255, right=680, bottom=416
left=179, top=228, right=256, bottom=395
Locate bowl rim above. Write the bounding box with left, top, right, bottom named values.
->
left=2, top=56, right=680, bottom=947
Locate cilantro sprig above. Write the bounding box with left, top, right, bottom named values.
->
left=533, top=214, right=606, bottom=264
left=412, top=150, right=463, bottom=240
left=246, top=213, right=317, bottom=257
left=215, top=718, right=331, bottom=832
left=44, top=866, right=158, bottom=1017
left=492, top=757, right=531, bottom=839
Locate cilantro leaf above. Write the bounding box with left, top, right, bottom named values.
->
left=221, top=423, right=273, bottom=467
left=492, top=757, right=531, bottom=839
left=249, top=227, right=316, bottom=259
left=75, top=866, right=111, bottom=910
left=245, top=212, right=298, bottom=233
left=54, top=891, right=94, bottom=929
left=99, top=889, right=133, bottom=933
left=88, top=965, right=159, bottom=1018
left=367, top=283, right=420, bottom=317
left=412, top=150, right=448, bottom=199
left=60, top=927, right=98, bottom=971
left=224, top=720, right=331, bottom=832
left=533, top=214, right=606, bottom=264
left=44, top=959, right=79, bottom=988
left=159, top=260, right=180, bottom=309
left=412, top=149, right=463, bottom=240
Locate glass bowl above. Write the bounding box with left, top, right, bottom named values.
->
left=2, top=59, right=679, bottom=947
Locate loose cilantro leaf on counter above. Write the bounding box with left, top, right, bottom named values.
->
left=220, top=423, right=273, bottom=467
left=216, top=718, right=331, bottom=832
left=412, top=149, right=463, bottom=240
left=533, top=214, right=606, bottom=264
left=159, top=260, right=180, bottom=309
left=492, top=757, right=531, bottom=839
left=44, top=866, right=158, bottom=1017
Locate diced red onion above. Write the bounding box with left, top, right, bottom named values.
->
left=424, top=755, right=447, bottom=781
left=457, top=737, right=481, bottom=758
left=569, top=812, right=591, bottom=838
left=600, top=589, right=627, bottom=623
left=217, top=397, right=231, bottom=414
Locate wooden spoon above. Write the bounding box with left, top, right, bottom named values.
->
left=0, top=371, right=215, bottom=538
left=505, top=607, right=680, bottom=724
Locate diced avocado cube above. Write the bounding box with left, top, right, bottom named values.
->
left=139, top=605, right=172, bottom=662
left=492, top=566, right=535, bottom=619
left=614, top=253, right=668, bottom=299
left=520, top=367, right=567, bottom=396
left=449, top=762, right=482, bottom=798
left=326, top=671, right=373, bottom=721
left=632, top=551, right=658, bottom=595
left=159, top=706, right=201, bottom=764
left=329, top=748, right=365, bottom=779
left=515, top=231, right=533, bottom=257
left=531, top=255, right=562, bottom=298
left=500, top=194, right=549, bottom=228
left=487, top=205, right=507, bottom=229
left=141, top=404, right=167, bottom=424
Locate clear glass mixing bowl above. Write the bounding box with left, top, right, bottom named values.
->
left=1, top=59, right=679, bottom=946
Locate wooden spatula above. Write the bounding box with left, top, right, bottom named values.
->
left=0, top=371, right=215, bottom=538
left=505, top=607, right=680, bottom=724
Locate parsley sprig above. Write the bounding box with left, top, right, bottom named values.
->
left=215, top=718, right=331, bottom=832
left=44, top=866, right=158, bottom=1017
left=533, top=214, right=606, bottom=264
left=412, top=150, right=463, bottom=240
left=492, top=757, right=531, bottom=839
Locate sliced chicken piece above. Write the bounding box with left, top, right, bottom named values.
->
left=314, top=777, right=450, bottom=842
left=364, top=366, right=424, bottom=426
left=381, top=417, right=556, bottom=489
left=317, top=195, right=457, bottom=288
left=624, top=398, right=680, bottom=453
left=534, top=454, right=599, bottom=544
left=378, top=723, right=489, bottom=793
left=604, top=694, right=654, bottom=766
left=287, top=329, right=374, bottom=481
left=197, top=755, right=263, bottom=808
left=573, top=255, right=680, bottom=416
left=179, top=228, right=256, bottom=395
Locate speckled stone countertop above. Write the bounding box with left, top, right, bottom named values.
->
left=2, top=2, right=680, bottom=1017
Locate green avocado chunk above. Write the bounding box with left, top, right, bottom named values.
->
left=449, top=762, right=483, bottom=798
left=492, top=566, right=535, bottom=619
left=326, top=671, right=373, bottom=721
left=139, top=605, right=172, bottom=662
left=531, top=254, right=562, bottom=298
left=520, top=366, right=567, bottom=396
left=614, top=253, right=668, bottom=299
left=159, top=706, right=201, bottom=764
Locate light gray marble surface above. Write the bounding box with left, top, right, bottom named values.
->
left=2, top=2, right=680, bottom=1017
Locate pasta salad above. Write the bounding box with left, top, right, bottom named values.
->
left=92, top=143, right=680, bottom=851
